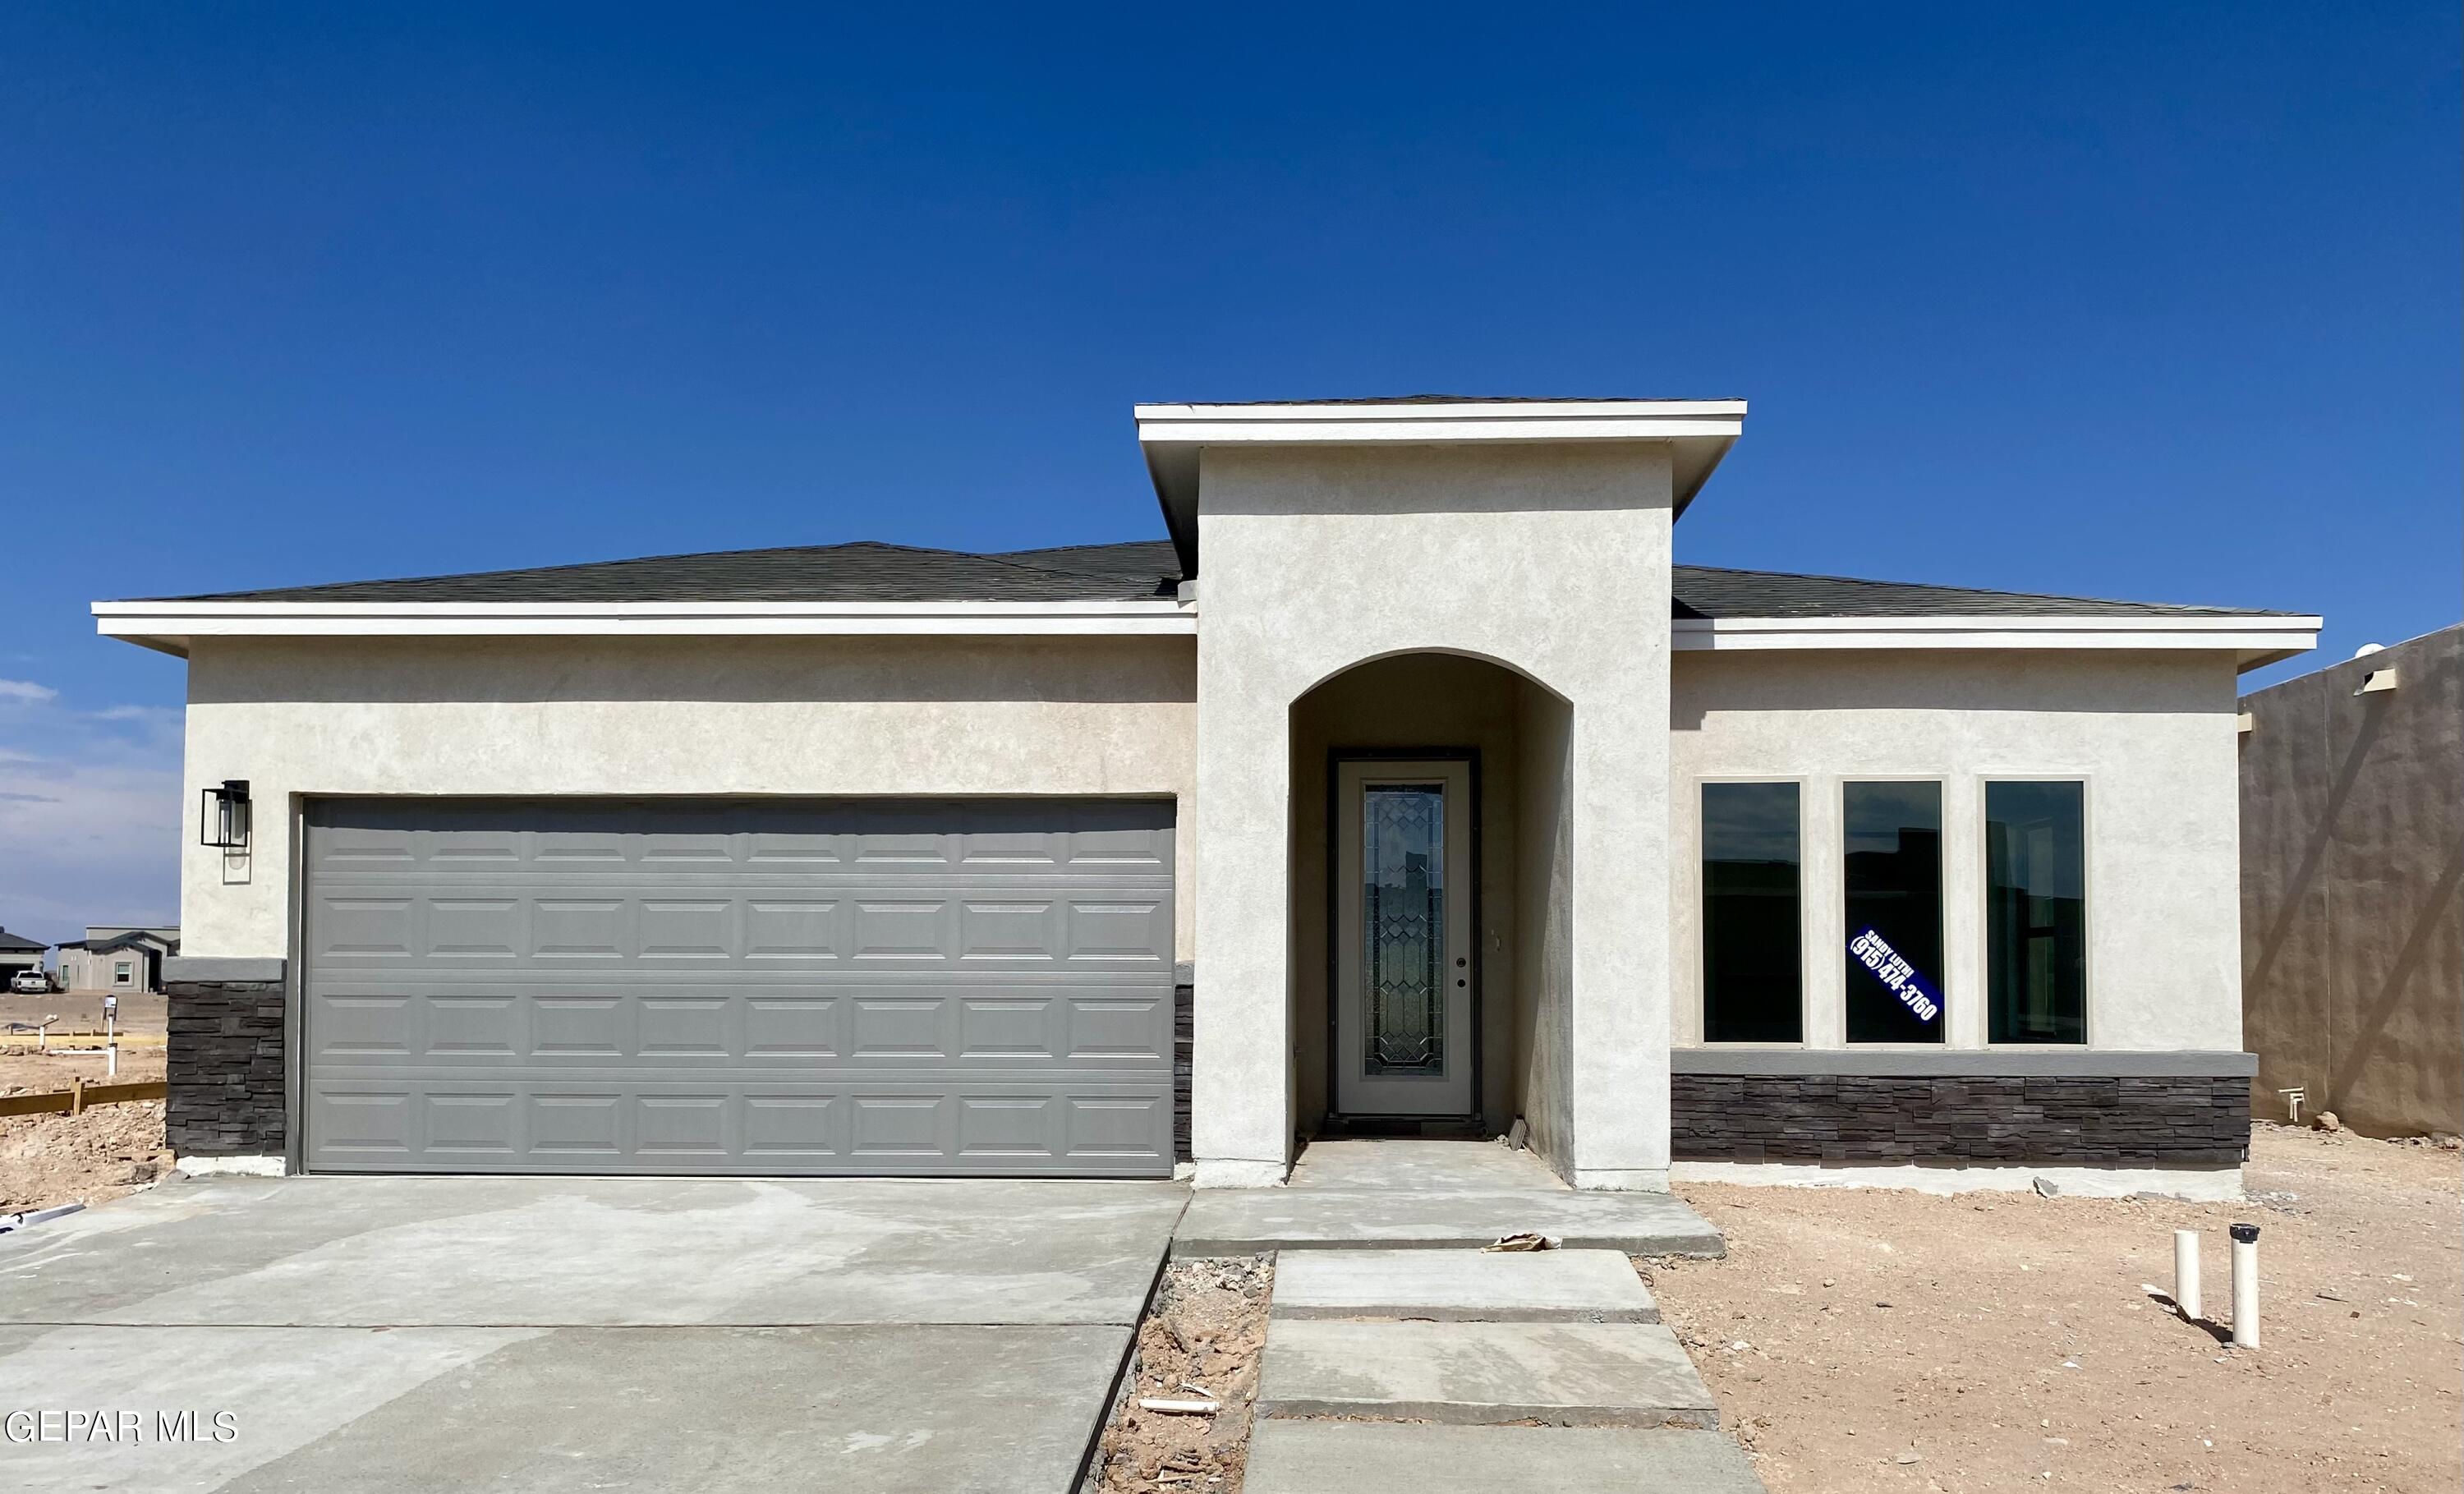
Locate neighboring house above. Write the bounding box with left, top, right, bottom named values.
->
left=2240, top=625, right=2463, bottom=1138
left=55, top=926, right=182, bottom=994
left=0, top=927, right=48, bottom=986
left=94, top=398, right=2319, bottom=1194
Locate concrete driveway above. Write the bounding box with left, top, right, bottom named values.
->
left=0, top=1174, right=1187, bottom=1492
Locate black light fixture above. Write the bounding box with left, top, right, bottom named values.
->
left=201, top=779, right=251, bottom=849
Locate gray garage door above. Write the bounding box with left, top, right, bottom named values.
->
left=301, top=798, right=1175, bottom=1177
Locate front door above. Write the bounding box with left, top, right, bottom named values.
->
left=1334, top=758, right=1475, bottom=1118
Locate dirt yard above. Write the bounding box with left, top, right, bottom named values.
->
left=0, top=989, right=170, bottom=1032
left=1648, top=1125, right=2462, bottom=1493
left=1095, top=1255, right=1272, bottom=1492
left=0, top=1038, right=172, bottom=1214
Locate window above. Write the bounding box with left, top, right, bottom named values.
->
left=113, top=960, right=134, bottom=986
left=1986, top=780, right=2087, bottom=1044
left=1844, top=781, right=1945, bottom=1044
left=1702, top=782, right=1802, bottom=1042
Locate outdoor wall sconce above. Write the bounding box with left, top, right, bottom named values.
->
left=201, top=779, right=252, bottom=849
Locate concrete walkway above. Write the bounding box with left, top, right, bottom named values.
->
left=1173, top=1139, right=1727, bottom=1256
left=1247, top=1253, right=1763, bottom=1491
left=0, top=1175, right=1186, bottom=1493
left=1242, top=1204, right=1764, bottom=1492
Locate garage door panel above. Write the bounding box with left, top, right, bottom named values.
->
left=310, top=980, right=1164, bottom=1062
left=958, top=995, right=1057, bottom=1059
left=848, top=995, right=950, bottom=1058
left=743, top=995, right=843, bottom=1057
left=304, top=798, right=1172, bottom=1175
left=425, top=994, right=520, bottom=1056
left=742, top=1093, right=845, bottom=1157
left=533, top=899, right=627, bottom=958
left=424, top=1092, right=521, bottom=1157
left=531, top=1093, right=624, bottom=1157
left=310, top=1090, right=415, bottom=1158
left=1067, top=1095, right=1170, bottom=1156
left=307, top=1082, right=1168, bottom=1177
left=744, top=899, right=840, bottom=958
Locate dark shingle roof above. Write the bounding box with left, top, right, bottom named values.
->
left=169, top=540, right=1184, bottom=604
left=147, top=540, right=2280, bottom=618
left=0, top=928, right=48, bottom=953
left=62, top=930, right=175, bottom=954
left=1670, top=565, right=2286, bottom=619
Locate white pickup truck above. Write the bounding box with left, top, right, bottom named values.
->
left=7, top=969, right=54, bottom=995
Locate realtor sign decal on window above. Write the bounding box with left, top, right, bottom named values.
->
left=1849, top=926, right=1942, bottom=1024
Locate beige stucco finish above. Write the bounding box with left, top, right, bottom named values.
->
left=178, top=635, right=1198, bottom=958
left=1191, top=442, right=1676, bottom=1189
left=1669, top=649, right=2247, bottom=1054
left=2240, top=626, right=2462, bottom=1137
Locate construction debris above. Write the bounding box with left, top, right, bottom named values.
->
left=1093, top=1255, right=1271, bottom=1493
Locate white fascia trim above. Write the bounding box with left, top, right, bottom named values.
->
left=1673, top=614, right=2322, bottom=670
left=1133, top=398, right=1746, bottom=445
left=93, top=598, right=1197, bottom=654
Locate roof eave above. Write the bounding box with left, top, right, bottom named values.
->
left=93, top=597, right=1200, bottom=650
left=1135, top=398, right=1749, bottom=577
left=1672, top=614, right=2323, bottom=671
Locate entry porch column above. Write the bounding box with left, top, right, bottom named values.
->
left=1188, top=628, right=1295, bottom=1187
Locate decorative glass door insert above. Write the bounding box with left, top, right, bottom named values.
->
left=1335, top=759, right=1475, bottom=1117
left=1363, top=784, right=1447, bottom=1076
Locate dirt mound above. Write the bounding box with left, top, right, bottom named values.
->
left=0, top=1098, right=172, bottom=1213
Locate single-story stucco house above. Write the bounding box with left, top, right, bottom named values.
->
left=0, top=926, right=48, bottom=987
left=56, top=925, right=182, bottom=994
left=95, top=398, right=2319, bottom=1197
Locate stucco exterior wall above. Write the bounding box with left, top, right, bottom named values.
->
left=58, top=945, right=165, bottom=993
left=1192, top=441, right=1675, bottom=1188
left=1513, top=678, right=1576, bottom=1177
left=179, top=634, right=1198, bottom=958
left=1670, top=649, right=2247, bottom=1054
left=2241, top=626, right=2463, bottom=1137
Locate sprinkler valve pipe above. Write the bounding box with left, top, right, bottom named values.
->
left=2172, top=1230, right=2203, bottom=1321
left=2229, top=1223, right=2260, bottom=1348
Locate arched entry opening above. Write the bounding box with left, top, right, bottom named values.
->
left=1288, top=650, right=1577, bottom=1175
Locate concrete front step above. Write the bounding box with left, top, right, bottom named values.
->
left=1269, top=1248, right=1657, bottom=1322
left=1258, top=1319, right=1717, bottom=1427
left=1171, top=1187, right=1726, bottom=1258
left=1243, top=1421, right=1767, bottom=1494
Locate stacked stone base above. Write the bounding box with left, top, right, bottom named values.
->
left=165, top=976, right=287, bottom=1161
left=1671, top=1072, right=2250, bottom=1165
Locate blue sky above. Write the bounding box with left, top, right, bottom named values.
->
left=1, top=4, right=2456, bottom=940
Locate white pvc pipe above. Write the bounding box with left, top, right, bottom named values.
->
left=2172, top=1230, right=2202, bottom=1320
left=2230, top=1223, right=2259, bottom=1348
